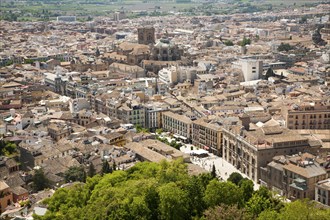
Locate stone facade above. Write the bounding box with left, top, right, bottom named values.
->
left=222, top=117, right=311, bottom=182
left=138, top=27, right=155, bottom=45
left=192, top=118, right=222, bottom=156
left=284, top=99, right=330, bottom=130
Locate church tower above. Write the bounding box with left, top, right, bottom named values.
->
left=138, top=27, right=155, bottom=45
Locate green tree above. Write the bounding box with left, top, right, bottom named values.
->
left=240, top=37, right=251, bottom=46
left=211, top=164, right=216, bottom=179
left=264, top=67, right=275, bottom=80
left=5, top=60, right=13, bottom=66
left=64, top=166, right=86, bottom=183
left=145, top=186, right=160, bottom=220
left=254, top=186, right=270, bottom=199
left=156, top=128, right=163, bottom=135
left=300, top=16, right=308, bottom=24
left=95, top=48, right=100, bottom=57
left=158, top=182, right=190, bottom=220
left=239, top=178, right=254, bottom=203
left=169, top=140, right=182, bottom=150
left=257, top=209, right=280, bottom=220
left=186, top=176, right=205, bottom=217
left=157, top=158, right=188, bottom=184
left=32, top=168, right=50, bottom=191
left=197, top=173, right=213, bottom=189
left=278, top=199, right=330, bottom=220
left=87, top=163, right=96, bottom=177
left=101, top=160, right=112, bottom=175
left=227, top=172, right=243, bottom=185
left=204, top=180, right=242, bottom=207
left=245, top=193, right=271, bottom=218
left=127, top=161, right=160, bottom=180
left=136, top=124, right=149, bottom=133
left=0, top=141, right=17, bottom=156
left=278, top=43, right=294, bottom=52
left=224, top=40, right=234, bottom=46
left=29, top=160, right=330, bottom=220
left=24, top=59, right=34, bottom=64
left=246, top=186, right=283, bottom=218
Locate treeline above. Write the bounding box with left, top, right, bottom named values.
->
left=34, top=159, right=330, bottom=220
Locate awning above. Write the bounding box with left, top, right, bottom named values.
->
left=4, top=116, right=13, bottom=122
left=188, top=149, right=209, bottom=155
left=179, top=136, right=187, bottom=140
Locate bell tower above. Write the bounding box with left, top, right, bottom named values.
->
left=138, top=26, right=155, bottom=45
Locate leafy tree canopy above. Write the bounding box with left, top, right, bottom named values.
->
left=32, top=168, right=50, bottom=192
left=278, top=43, right=294, bottom=52
left=224, top=40, right=234, bottom=46
left=33, top=160, right=329, bottom=220
left=0, top=140, right=17, bottom=156
left=64, top=166, right=87, bottom=183
left=240, top=37, right=251, bottom=46
left=227, top=172, right=243, bottom=185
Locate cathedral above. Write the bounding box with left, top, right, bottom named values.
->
left=138, top=27, right=183, bottom=61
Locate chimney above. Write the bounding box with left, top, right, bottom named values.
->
left=239, top=114, right=250, bottom=131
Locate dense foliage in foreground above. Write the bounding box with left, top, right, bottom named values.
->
left=34, top=159, right=330, bottom=220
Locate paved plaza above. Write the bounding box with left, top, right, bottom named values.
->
left=181, top=145, right=260, bottom=190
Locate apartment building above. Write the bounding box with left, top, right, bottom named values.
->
left=260, top=153, right=327, bottom=200
left=48, top=122, right=73, bottom=142
left=283, top=154, right=327, bottom=200
left=74, top=110, right=93, bottom=126
left=315, top=178, right=330, bottom=206
left=144, top=103, right=169, bottom=131
left=232, top=59, right=263, bottom=82
left=117, top=101, right=145, bottom=127
left=222, top=115, right=311, bottom=182
left=260, top=155, right=287, bottom=195
left=192, top=118, right=222, bottom=156
left=162, top=111, right=192, bottom=142
left=69, top=98, right=90, bottom=113
left=284, top=99, right=330, bottom=130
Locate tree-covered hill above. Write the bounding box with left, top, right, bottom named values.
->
left=34, top=159, right=330, bottom=220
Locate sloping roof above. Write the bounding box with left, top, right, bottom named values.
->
left=5, top=173, right=25, bottom=188
left=6, top=158, right=19, bottom=168
left=263, top=118, right=280, bottom=127
left=262, top=126, right=283, bottom=135
left=124, top=142, right=170, bottom=163
left=11, top=186, right=28, bottom=195
left=2, top=82, right=22, bottom=88
left=0, top=181, right=9, bottom=190
left=118, top=42, right=150, bottom=55
left=283, top=163, right=326, bottom=178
